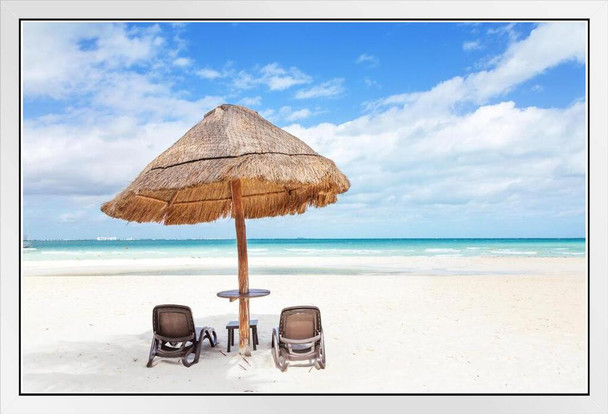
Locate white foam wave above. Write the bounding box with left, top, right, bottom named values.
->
left=490, top=250, right=537, bottom=255
left=284, top=248, right=391, bottom=254
left=433, top=254, right=464, bottom=257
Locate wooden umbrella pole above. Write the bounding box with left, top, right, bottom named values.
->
left=231, top=180, right=251, bottom=356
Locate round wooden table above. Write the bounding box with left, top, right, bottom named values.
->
left=217, top=288, right=270, bottom=302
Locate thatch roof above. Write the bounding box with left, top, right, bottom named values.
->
left=101, top=104, right=350, bottom=225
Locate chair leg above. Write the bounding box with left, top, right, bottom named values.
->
left=272, top=328, right=287, bottom=371
left=202, top=327, right=218, bottom=347
left=193, top=328, right=210, bottom=365
left=252, top=326, right=257, bottom=350
left=182, top=342, right=198, bottom=367
left=146, top=338, right=157, bottom=368
left=271, top=328, right=279, bottom=368
left=209, top=328, right=218, bottom=347
left=318, top=332, right=326, bottom=369
left=278, top=350, right=288, bottom=372
left=193, top=337, right=203, bottom=365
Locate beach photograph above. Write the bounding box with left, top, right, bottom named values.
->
left=18, top=19, right=589, bottom=396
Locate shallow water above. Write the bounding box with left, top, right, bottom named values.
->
left=22, top=238, right=586, bottom=261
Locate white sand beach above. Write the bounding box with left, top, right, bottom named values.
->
left=21, top=256, right=587, bottom=394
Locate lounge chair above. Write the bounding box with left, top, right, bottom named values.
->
left=146, top=304, right=217, bottom=368
left=271, top=305, right=326, bottom=371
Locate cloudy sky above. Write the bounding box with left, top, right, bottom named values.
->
left=22, top=21, right=586, bottom=240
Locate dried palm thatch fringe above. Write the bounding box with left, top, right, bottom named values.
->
left=101, top=104, right=350, bottom=225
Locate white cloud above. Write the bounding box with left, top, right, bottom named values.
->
left=238, top=96, right=262, bottom=106
left=279, top=106, right=313, bottom=121
left=463, top=40, right=482, bottom=51
left=195, top=67, right=223, bottom=79
left=194, top=61, right=313, bottom=93
left=356, top=54, right=379, bottom=66
left=261, top=63, right=312, bottom=90
left=232, top=70, right=256, bottom=89
left=23, top=22, right=165, bottom=99
left=172, top=57, right=192, bottom=67
left=368, top=22, right=586, bottom=110
left=284, top=101, right=585, bottom=228
left=232, top=63, right=312, bottom=91
left=24, top=116, right=187, bottom=195
left=487, top=23, right=520, bottom=41
left=91, top=71, right=224, bottom=120
left=279, top=23, right=586, bottom=230
left=295, top=78, right=345, bottom=99
left=468, top=22, right=585, bottom=100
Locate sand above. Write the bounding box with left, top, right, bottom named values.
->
left=21, top=256, right=587, bottom=394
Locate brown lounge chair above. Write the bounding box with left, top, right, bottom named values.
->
left=146, top=304, right=217, bottom=368
left=271, top=305, right=326, bottom=371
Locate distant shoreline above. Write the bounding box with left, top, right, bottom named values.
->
left=22, top=255, right=587, bottom=278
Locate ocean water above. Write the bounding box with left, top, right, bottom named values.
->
left=22, top=238, right=586, bottom=261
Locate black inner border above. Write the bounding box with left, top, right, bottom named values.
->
left=18, top=18, right=591, bottom=397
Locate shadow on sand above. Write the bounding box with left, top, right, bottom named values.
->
left=21, top=312, right=324, bottom=394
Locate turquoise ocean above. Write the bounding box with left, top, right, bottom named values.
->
left=23, top=238, right=586, bottom=261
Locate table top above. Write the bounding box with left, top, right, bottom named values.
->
left=217, top=289, right=271, bottom=300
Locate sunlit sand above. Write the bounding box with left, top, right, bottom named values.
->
left=21, top=256, right=587, bottom=393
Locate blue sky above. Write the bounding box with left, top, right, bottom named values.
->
left=22, top=21, right=586, bottom=239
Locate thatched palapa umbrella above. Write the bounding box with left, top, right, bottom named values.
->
left=101, top=104, right=350, bottom=355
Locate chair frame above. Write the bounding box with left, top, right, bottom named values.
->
left=146, top=304, right=217, bottom=368
left=271, top=305, right=326, bottom=371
